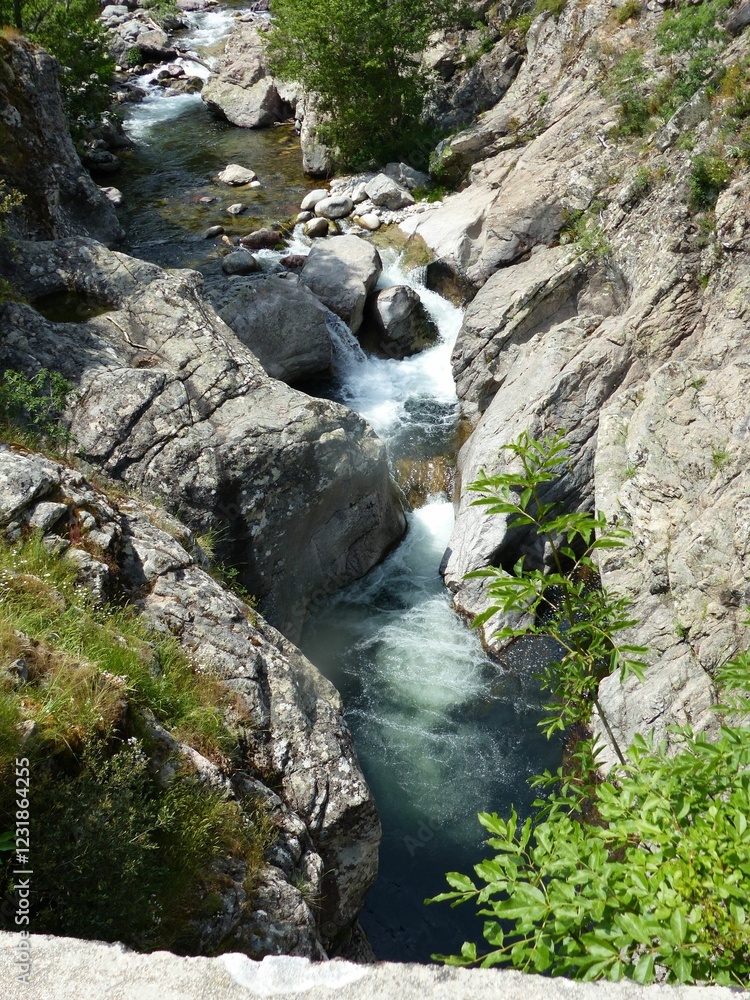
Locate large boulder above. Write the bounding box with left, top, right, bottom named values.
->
left=207, top=273, right=333, bottom=383
left=201, top=20, right=297, bottom=128
left=0, top=36, right=123, bottom=246
left=364, top=284, right=439, bottom=359
left=0, top=447, right=380, bottom=952
left=300, top=236, right=382, bottom=333
left=0, top=238, right=406, bottom=642
left=364, top=173, right=415, bottom=211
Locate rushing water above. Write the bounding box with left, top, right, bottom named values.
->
left=117, top=6, right=561, bottom=966
left=301, top=259, right=561, bottom=962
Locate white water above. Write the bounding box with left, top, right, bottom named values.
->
left=123, top=8, right=236, bottom=142
left=330, top=250, right=462, bottom=440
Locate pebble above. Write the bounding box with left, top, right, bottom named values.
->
left=226, top=203, right=246, bottom=216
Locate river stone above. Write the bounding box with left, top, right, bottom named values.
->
left=0, top=238, right=406, bottom=642
left=239, top=227, right=284, bottom=250
left=296, top=211, right=314, bottom=224
left=384, top=162, right=430, bottom=192
left=212, top=274, right=332, bottom=383
left=226, top=203, right=246, bottom=216
left=314, top=195, right=354, bottom=220
left=365, top=284, right=439, bottom=359
left=357, top=213, right=381, bottom=231
left=202, top=225, right=225, bottom=238
left=0, top=36, right=123, bottom=245
left=217, top=163, right=257, bottom=186
left=364, top=173, right=415, bottom=211
left=300, top=235, right=382, bottom=333
left=300, top=189, right=329, bottom=212
left=221, top=250, right=258, bottom=275
left=303, top=217, right=329, bottom=238
left=201, top=20, right=295, bottom=128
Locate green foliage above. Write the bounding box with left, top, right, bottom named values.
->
left=265, top=0, right=468, bottom=167
left=0, top=368, right=73, bottom=450
left=607, top=0, right=732, bottom=138
left=615, top=0, right=641, bottom=24
left=0, top=0, right=114, bottom=132
left=0, top=534, right=271, bottom=949
left=0, top=534, right=231, bottom=754
left=141, top=0, right=179, bottom=27
left=604, top=49, right=653, bottom=137
left=560, top=206, right=610, bottom=259
left=689, top=153, right=731, bottom=209
left=430, top=432, right=750, bottom=986
left=465, top=432, right=641, bottom=754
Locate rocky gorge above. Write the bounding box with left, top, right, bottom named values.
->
left=1, top=0, right=750, bottom=984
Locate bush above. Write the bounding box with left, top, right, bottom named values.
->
left=0, top=0, right=114, bottom=132
left=689, top=153, right=731, bottom=209
left=429, top=432, right=750, bottom=987
left=265, top=0, right=469, bottom=167
left=0, top=368, right=73, bottom=450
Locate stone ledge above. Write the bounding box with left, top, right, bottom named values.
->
left=0, top=933, right=745, bottom=1000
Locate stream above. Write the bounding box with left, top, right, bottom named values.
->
left=117, top=6, right=562, bottom=965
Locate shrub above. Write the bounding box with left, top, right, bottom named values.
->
left=615, top=0, right=641, bottom=25
left=0, top=0, right=114, bottom=132
left=0, top=368, right=73, bottom=450
left=429, top=432, right=750, bottom=986
left=265, top=0, right=469, bottom=167
left=689, top=153, right=731, bottom=209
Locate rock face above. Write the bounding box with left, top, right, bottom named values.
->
left=364, top=285, right=439, bottom=359
left=417, top=0, right=750, bottom=763
left=0, top=36, right=123, bottom=245
left=201, top=20, right=297, bottom=128
left=0, top=238, right=406, bottom=642
left=207, top=273, right=333, bottom=383
left=0, top=446, right=380, bottom=955
left=300, top=236, right=382, bottom=333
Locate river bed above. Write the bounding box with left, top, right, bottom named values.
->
left=116, top=7, right=561, bottom=965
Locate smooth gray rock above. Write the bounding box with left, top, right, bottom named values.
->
left=365, top=285, right=439, bottom=359
left=300, top=188, right=329, bottom=212
left=221, top=250, right=258, bottom=274
left=357, top=212, right=381, bottom=231
left=297, top=93, right=334, bottom=177
left=210, top=273, right=333, bottom=383
left=0, top=238, right=405, bottom=643
left=226, top=203, right=246, bottom=216
left=364, top=173, right=415, bottom=210
left=217, top=163, right=257, bottom=185
left=384, top=162, right=430, bottom=192
left=315, top=194, right=354, bottom=219
left=300, top=236, right=382, bottom=333
left=201, top=20, right=295, bottom=128
left=451, top=246, right=587, bottom=416
left=304, top=217, right=330, bottom=238
left=0, top=36, right=123, bottom=245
